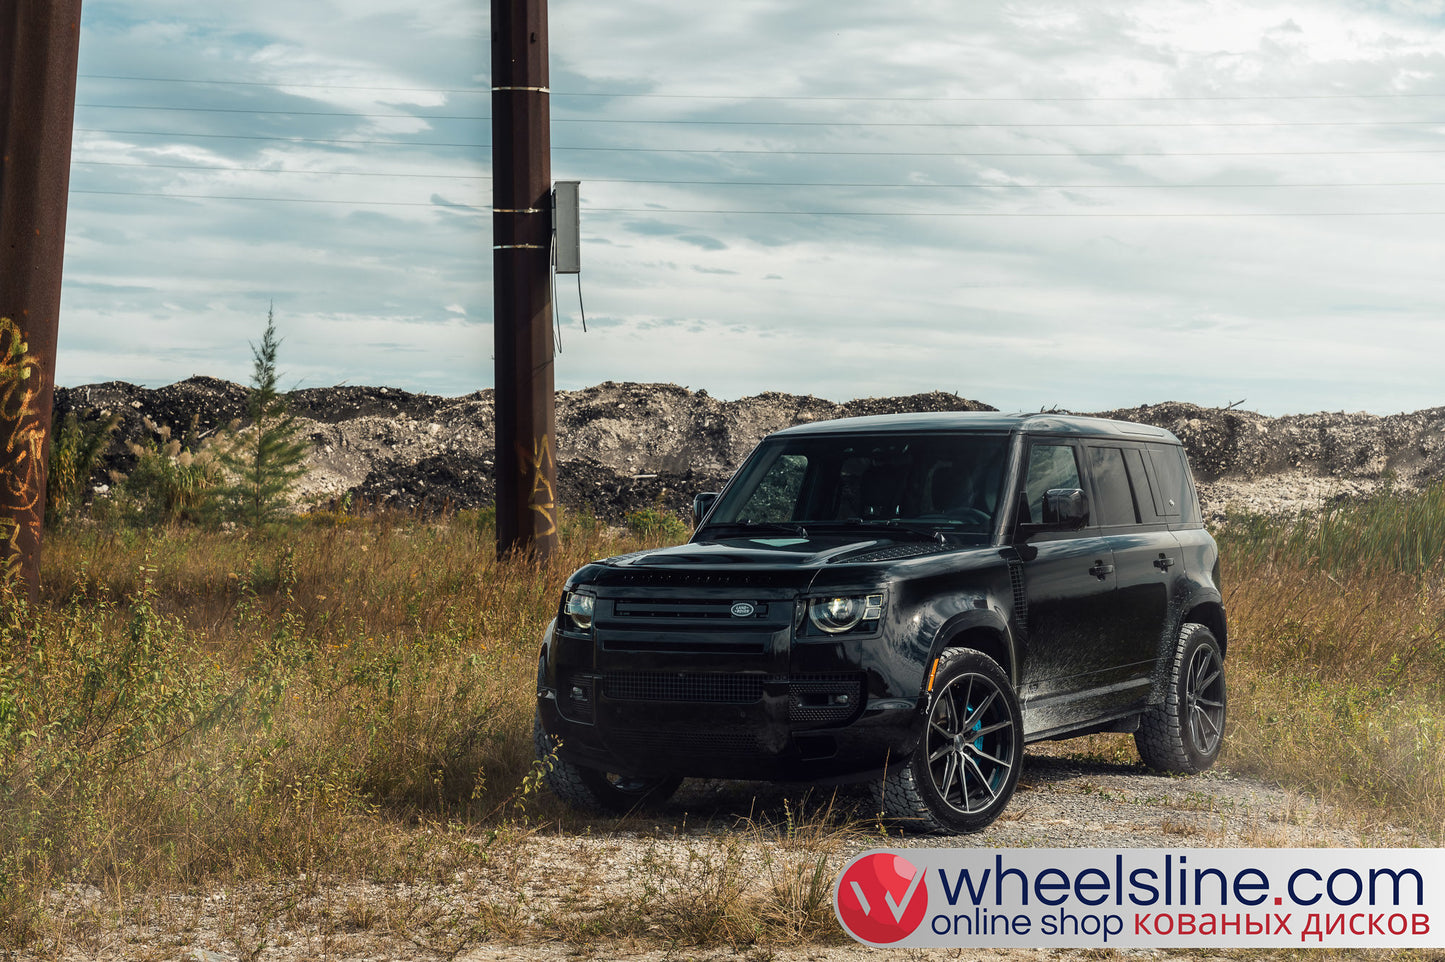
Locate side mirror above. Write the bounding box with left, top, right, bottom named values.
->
left=1041, top=488, right=1089, bottom=529
left=693, top=492, right=719, bottom=527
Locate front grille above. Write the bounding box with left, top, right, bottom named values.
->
left=598, top=591, right=794, bottom=653
left=788, top=673, right=864, bottom=724
left=608, top=727, right=761, bottom=756
left=598, top=671, right=864, bottom=726
left=603, top=672, right=765, bottom=703
left=612, top=598, right=772, bottom=622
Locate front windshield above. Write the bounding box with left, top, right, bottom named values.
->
left=703, top=432, right=1010, bottom=537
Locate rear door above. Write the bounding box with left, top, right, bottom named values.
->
left=1083, top=443, right=1180, bottom=713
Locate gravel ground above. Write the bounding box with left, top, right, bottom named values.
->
left=35, top=748, right=1416, bottom=962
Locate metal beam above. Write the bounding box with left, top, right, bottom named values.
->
left=0, top=0, right=83, bottom=603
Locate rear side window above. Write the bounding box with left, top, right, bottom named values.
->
left=1087, top=446, right=1140, bottom=526
left=1146, top=445, right=1195, bottom=520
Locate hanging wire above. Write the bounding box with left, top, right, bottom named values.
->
left=550, top=230, right=563, bottom=354
left=576, top=274, right=588, bottom=333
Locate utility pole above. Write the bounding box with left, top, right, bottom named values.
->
left=0, top=0, right=83, bottom=605
left=491, top=0, right=557, bottom=561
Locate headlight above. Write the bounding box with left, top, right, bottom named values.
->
left=564, top=591, right=595, bottom=630
left=808, top=593, right=884, bottom=634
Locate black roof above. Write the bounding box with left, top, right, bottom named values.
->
left=771, top=410, right=1180, bottom=443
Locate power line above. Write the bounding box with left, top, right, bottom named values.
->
left=70, top=187, right=483, bottom=209
left=72, top=101, right=1445, bottom=127
left=76, top=75, right=1445, bottom=102
left=70, top=163, right=1445, bottom=189
left=72, top=159, right=488, bottom=179
left=586, top=205, right=1445, bottom=217
left=73, top=128, right=1445, bottom=158
left=74, top=127, right=486, bottom=148
left=77, top=102, right=487, bottom=121
left=553, top=144, right=1445, bottom=157
left=555, top=91, right=1445, bottom=103
left=551, top=117, right=1445, bottom=128
left=79, top=73, right=488, bottom=95
left=583, top=177, right=1445, bottom=190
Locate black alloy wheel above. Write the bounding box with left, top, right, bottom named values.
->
left=875, top=648, right=1024, bottom=833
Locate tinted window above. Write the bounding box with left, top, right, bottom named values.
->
left=732, top=453, right=808, bottom=522
left=1147, top=445, right=1185, bottom=518
left=1023, top=443, right=1081, bottom=524
left=1088, top=446, right=1139, bottom=526
left=708, top=433, right=1010, bottom=535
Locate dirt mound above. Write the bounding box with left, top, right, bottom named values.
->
left=51, top=379, right=1445, bottom=522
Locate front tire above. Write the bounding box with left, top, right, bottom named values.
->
left=533, top=712, right=681, bottom=814
left=874, top=648, right=1024, bottom=834
left=1135, top=623, right=1226, bottom=774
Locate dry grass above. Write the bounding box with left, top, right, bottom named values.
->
left=6, top=484, right=1445, bottom=952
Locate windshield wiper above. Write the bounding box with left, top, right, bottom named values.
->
left=807, top=519, right=952, bottom=543
left=701, top=520, right=810, bottom=538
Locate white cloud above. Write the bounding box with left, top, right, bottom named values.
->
left=57, top=0, right=1445, bottom=415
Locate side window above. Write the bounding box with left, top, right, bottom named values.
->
left=1023, top=443, right=1081, bottom=524
left=736, top=453, right=808, bottom=522
left=1146, top=446, right=1185, bottom=518
left=1087, top=446, right=1139, bottom=526
left=1123, top=448, right=1157, bottom=521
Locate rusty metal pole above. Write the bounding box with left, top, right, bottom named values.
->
left=491, top=0, right=557, bottom=561
left=0, top=0, right=83, bottom=605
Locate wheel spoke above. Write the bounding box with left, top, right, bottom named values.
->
left=1194, top=665, right=1221, bottom=692
left=961, top=689, right=998, bottom=728
left=971, top=718, right=1013, bottom=740
left=929, top=742, right=953, bottom=763
left=937, top=752, right=959, bottom=802
left=970, top=745, right=1013, bottom=770
left=1195, top=696, right=1224, bottom=709
left=962, top=754, right=999, bottom=803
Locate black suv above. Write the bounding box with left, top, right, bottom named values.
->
left=534, top=412, right=1226, bottom=832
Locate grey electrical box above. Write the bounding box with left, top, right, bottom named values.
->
left=553, top=181, right=580, bottom=274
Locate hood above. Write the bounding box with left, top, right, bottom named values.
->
left=604, top=534, right=961, bottom=569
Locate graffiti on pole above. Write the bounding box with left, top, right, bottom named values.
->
left=0, top=317, right=44, bottom=583
left=524, top=434, right=558, bottom=538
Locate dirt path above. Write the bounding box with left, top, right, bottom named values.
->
left=37, top=748, right=1414, bottom=962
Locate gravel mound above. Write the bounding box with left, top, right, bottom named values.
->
left=52, top=378, right=1445, bottom=522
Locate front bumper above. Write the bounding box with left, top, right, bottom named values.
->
left=537, top=585, right=925, bottom=782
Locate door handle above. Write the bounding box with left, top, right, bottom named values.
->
left=1089, top=561, right=1114, bottom=579
left=1154, top=555, right=1176, bottom=571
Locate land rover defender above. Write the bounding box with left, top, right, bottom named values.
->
left=534, top=412, right=1226, bottom=832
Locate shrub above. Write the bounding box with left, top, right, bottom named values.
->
left=625, top=506, right=689, bottom=542
left=216, top=307, right=309, bottom=530
left=44, top=409, right=119, bottom=526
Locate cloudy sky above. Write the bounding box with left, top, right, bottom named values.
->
left=61, top=0, right=1445, bottom=415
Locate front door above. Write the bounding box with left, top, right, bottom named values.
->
left=1011, top=440, right=1124, bottom=737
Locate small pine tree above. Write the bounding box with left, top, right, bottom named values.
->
left=221, top=307, right=309, bottom=529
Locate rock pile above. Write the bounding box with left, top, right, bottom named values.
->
left=52, top=378, right=1445, bottom=522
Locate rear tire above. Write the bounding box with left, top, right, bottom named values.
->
left=874, top=648, right=1023, bottom=834
left=1135, top=623, right=1226, bottom=774
left=533, top=712, right=681, bottom=814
